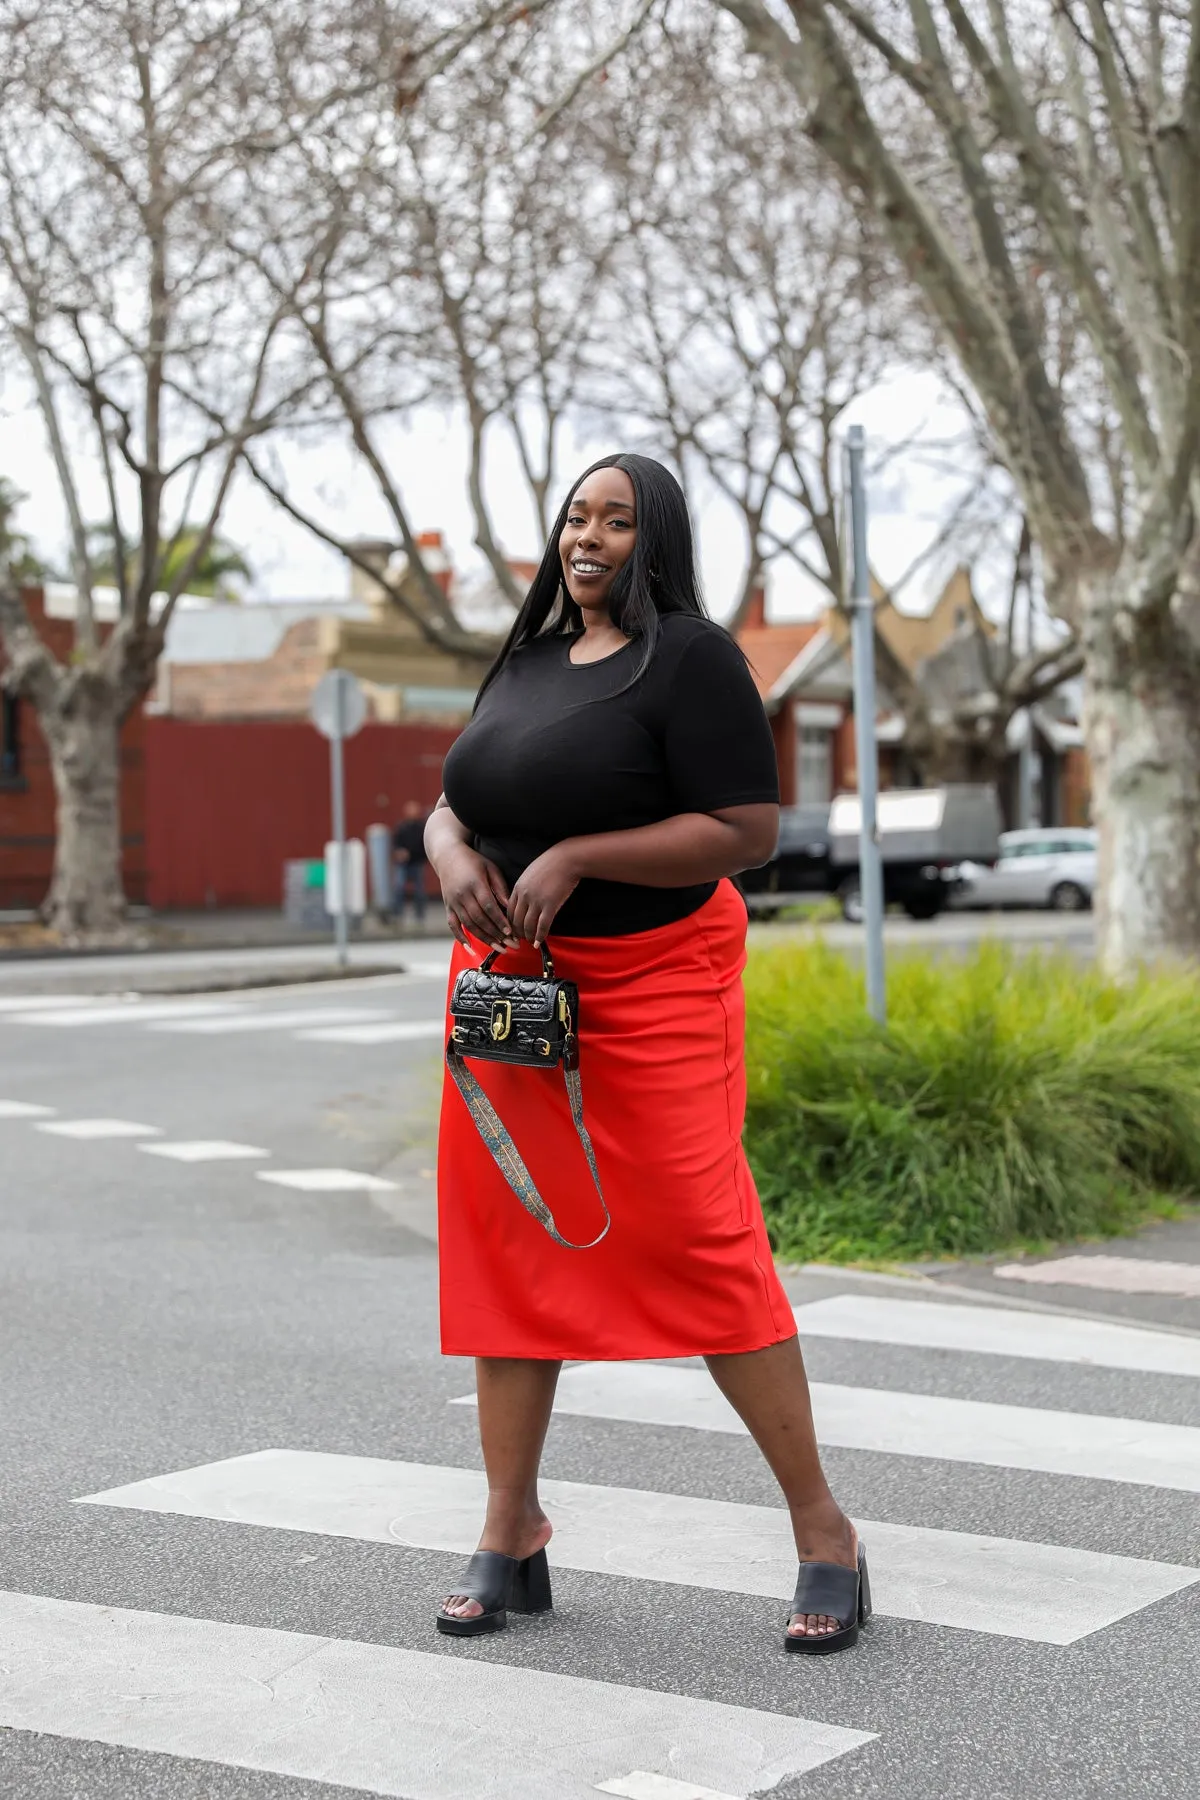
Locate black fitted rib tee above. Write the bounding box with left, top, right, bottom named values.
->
left=440, top=612, right=780, bottom=936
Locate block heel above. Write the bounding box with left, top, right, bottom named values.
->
left=511, top=1546, right=552, bottom=1614
left=435, top=1547, right=553, bottom=1637
left=858, top=1546, right=872, bottom=1622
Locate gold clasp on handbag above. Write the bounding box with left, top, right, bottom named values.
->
left=490, top=999, right=512, bottom=1043
left=557, top=990, right=572, bottom=1031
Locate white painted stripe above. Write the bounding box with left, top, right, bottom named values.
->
left=14, top=1002, right=243, bottom=1027
left=396, top=955, right=453, bottom=978
left=515, top=1363, right=1200, bottom=1495
left=597, top=1776, right=740, bottom=1800
left=78, top=1451, right=1200, bottom=1644
left=36, top=1118, right=162, bottom=1140
left=793, top=1295, right=1200, bottom=1379
left=0, top=996, right=99, bottom=1013
left=296, top=1019, right=443, bottom=1044
left=256, top=1168, right=398, bottom=1193
left=138, top=1141, right=269, bottom=1163
left=996, top=1256, right=1200, bottom=1300
left=0, top=1100, right=56, bottom=1118
left=0, top=1591, right=871, bottom=1800
left=152, top=1007, right=387, bottom=1035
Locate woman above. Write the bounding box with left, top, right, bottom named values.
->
left=426, top=453, right=867, bottom=1654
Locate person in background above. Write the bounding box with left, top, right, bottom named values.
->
left=392, top=799, right=430, bottom=927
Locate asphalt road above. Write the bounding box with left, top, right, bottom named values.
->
left=1, top=965, right=1197, bottom=1800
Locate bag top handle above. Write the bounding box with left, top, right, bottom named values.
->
left=480, top=940, right=555, bottom=979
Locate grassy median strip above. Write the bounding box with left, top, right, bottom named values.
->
left=743, top=941, right=1200, bottom=1265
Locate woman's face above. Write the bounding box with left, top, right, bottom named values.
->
left=558, top=468, right=637, bottom=616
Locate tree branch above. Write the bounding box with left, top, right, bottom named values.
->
left=526, top=0, right=661, bottom=141
left=241, top=448, right=495, bottom=662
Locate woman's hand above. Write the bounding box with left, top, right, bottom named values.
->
left=438, top=845, right=519, bottom=951
left=506, top=845, right=581, bottom=945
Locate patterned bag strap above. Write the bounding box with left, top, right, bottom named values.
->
left=445, top=1045, right=611, bottom=1250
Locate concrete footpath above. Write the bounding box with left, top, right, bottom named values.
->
left=0, top=926, right=450, bottom=997
left=910, top=1212, right=1200, bottom=1337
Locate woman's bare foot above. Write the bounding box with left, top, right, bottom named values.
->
left=786, top=1503, right=859, bottom=1642
left=440, top=1506, right=553, bottom=1621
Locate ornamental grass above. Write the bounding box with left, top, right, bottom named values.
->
left=742, top=940, right=1200, bottom=1264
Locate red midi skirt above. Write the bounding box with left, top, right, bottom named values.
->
left=437, top=878, right=795, bottom=1360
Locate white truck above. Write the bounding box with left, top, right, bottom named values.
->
left=828, top=785, right=1003, bottom=922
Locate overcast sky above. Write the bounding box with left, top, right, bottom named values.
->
left=2, top=366, right=1000, bottom=624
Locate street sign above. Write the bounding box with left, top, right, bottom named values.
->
left=309, top=670, right=368, bottom=967
left=310, top=668, right=367, bottom=742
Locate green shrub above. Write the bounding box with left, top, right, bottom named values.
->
left=742, top=941, right=1200, bottom=1263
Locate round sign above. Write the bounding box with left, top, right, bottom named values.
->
left=310, top=668, right=368, bottom=741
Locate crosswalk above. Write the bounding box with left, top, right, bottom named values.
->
left=0, top=965, right=450, bottom=1047
left=0, top=1593, right=870, bottom=1799
left=0, top=1094, right=410, bottom=1195
left=525, top=1363, right=1200, bottom=1491
left=2, top=1288, right=1197, bottom=1797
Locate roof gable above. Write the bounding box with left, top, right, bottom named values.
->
left=735, top=620, right=825, bottom=701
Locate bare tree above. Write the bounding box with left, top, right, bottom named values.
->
left=481, top=0, right=1198, bottom=970
left=238, top=8, right=627, bottom=633
left=0, top=0, right=371, bottom=938
left=589, top=36, right=1080, bottom=781
left=0, top=0, right=527, bottom=939
left=408, top=97, right=627, bottom=589
left=680, top=0, right=1200, bottom=974
left=604, top=64, right=899, bottom=628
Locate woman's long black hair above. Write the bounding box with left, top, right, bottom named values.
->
left=474, top=452, right=709, bottom=707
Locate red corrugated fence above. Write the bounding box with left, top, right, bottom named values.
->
left=143, top=716, right=458, bottom=909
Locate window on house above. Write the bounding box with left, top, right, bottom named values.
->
left=1, top=692, right=19, bottom=780
left=797, top=726, right=833, bottom=806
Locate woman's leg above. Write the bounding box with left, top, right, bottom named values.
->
left=441, top=1355, right=562, bottom=1620
left=705, top=1336, right=857, bottom=1642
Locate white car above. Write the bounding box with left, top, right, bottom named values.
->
left=951, top=827, right=1097, bottom=912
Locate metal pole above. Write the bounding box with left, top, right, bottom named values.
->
left=847, top=425, right=886, bottom=1026
left=330, top=674, right=349, bottom=969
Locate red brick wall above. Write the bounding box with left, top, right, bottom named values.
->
left=143, top=715, right=459, bottom=908
left=0, top=590, right=147, bottom=910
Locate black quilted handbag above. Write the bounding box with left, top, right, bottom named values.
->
left=446, top=942, right=610, bottom=1249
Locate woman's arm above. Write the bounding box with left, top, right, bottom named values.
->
left=506, top=804, right=777, bottom=944
left=424, top=796, right=518, bottom=950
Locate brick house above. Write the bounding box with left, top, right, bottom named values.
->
left=152, top=532, right=484, bottom=726
left=735, top=570, right=1091, bottom=828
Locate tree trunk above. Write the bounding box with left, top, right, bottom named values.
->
left=41, top=686, right=128, bottom=941
left=1084, top=585, right=1200, bottom=976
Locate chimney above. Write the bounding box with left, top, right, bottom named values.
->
left=416, top=530, right=453, bottom=598
left=742, top=585, right=766, bottom=631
